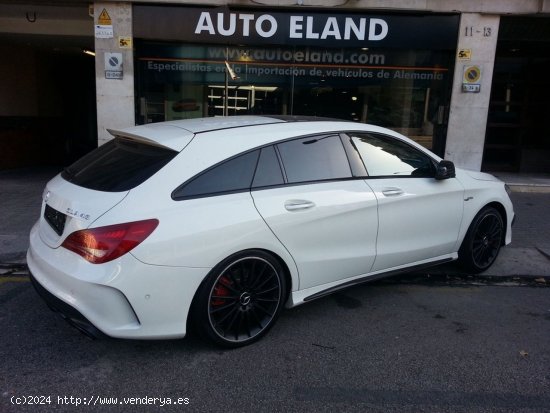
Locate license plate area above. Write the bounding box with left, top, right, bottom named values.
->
left=44, top=204, right=66, bottom=236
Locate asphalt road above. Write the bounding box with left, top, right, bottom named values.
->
left=1, top=275, right=549, bottom=412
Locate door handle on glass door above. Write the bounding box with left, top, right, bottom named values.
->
left=284, top=200, right=316, bottom=211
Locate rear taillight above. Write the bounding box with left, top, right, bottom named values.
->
left=61, top=219, right=159, bottom=264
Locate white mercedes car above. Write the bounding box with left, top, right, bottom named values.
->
left=28, top=116, right=514, bottom=347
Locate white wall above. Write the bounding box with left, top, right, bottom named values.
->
left=94, top=2, right=135, bottom=146
left=445, top=13, right=500, bottom=171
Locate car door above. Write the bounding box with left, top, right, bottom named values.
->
left=347, top=132, right=464, bottom=272
left=251, top=135, right=378, bottom=291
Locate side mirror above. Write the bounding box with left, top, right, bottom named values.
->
left=435, top=160, right=456, bottom=180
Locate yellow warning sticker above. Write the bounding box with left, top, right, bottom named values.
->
left=119, top=37, right=132, bottom=49
left=98, top=8, right=112, bottom=25
left=457, top=49, right=471, bottom=60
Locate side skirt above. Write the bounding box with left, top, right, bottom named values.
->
left=302, top=258, right=454, bottom=303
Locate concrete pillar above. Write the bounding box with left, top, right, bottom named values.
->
left=94, top=2, right=134, bottom=146
left=445, top=13, right=499, bottom=171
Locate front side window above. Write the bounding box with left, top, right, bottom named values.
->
left=276, top=135, right=352, bottom=184
left=350, top=133, right=435, bottom=178
left=173, top=150, right=259, bottom=199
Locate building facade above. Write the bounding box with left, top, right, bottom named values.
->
left=1, top=0, right=549, bottom=172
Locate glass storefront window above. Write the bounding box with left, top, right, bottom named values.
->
left=135, top=41, right=454, bottom=153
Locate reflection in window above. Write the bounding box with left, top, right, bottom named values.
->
left=351, top=134, right=435, bottom=177
left=252, top=146, right=285, bottom=188
left=174, top=150, right=260, bottom=199
left=277, top=135, right=351, bottom=183
left=136, top=41, right=455, bottom=156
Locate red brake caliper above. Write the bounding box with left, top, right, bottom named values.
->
left=211, top=276, right=231, bottom=306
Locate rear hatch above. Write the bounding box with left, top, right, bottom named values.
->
left=39, top=136, right=180, bottom=248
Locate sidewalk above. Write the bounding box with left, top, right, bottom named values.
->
left=430, top=172, right=550, bottom=277
left=0, top=167, right=61, bottom=263
left=1, top=167, right=549, bottom=277
left=465, top=172, right=550, bottom=277
left=494, top=172, right=550, bottom=194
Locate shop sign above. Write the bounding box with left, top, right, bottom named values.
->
left=134, top=6, right=459, bottom=50
left=138, top=43, right=449, bottom=88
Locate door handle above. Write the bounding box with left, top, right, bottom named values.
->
left=284, top=200, right=315, bottom=211
left=382, top=187, right=404, bottom=197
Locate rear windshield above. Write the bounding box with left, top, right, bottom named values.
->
left=62, top=138, right=177, bottom=192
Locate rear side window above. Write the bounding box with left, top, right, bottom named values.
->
left=173, top=150, right=260, bottom=200
left=62, top=138, right=177, bottom=192
left=276, top=135, right=351, bottom=183
left=252, top=146, right=284, bottom=188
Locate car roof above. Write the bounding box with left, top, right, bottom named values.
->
left=105, top=116, right=439, bottom=165
left=107, top=116, right=442, bottom=189
left=107, top=115, right=347, bottom=151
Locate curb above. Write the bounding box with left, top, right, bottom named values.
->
left=508, top=184, right=550, bottom=194
left=379, top=272, right=550, bottom=287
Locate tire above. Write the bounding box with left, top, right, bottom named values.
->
left=191, top=250, right=287, bottom=348
left=458, top=206, right=504, bottom=273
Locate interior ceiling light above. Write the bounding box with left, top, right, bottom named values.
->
left=26, top=12, right=37, bottom=23
left=83, top=49, right=96, bottom=56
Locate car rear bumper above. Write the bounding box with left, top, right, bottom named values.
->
left=29, top=271, right=105, bottom=339
left=27, top=222, right=209, bottom=339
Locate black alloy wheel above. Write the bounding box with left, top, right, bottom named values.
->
left=459, top=206, right=504, bottom=273
left=193, top=250, right=286, bottom=347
